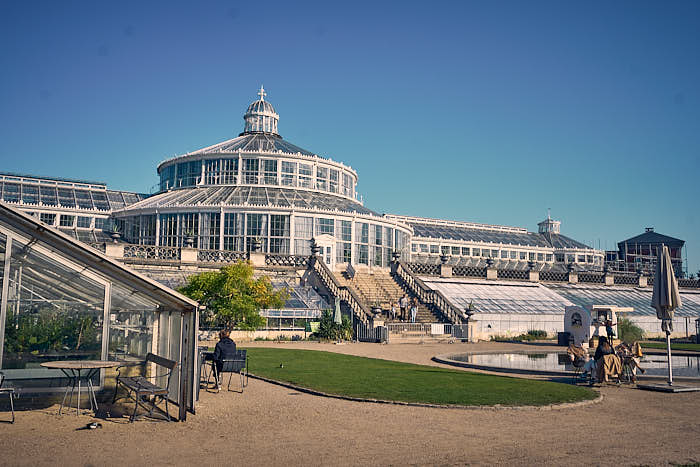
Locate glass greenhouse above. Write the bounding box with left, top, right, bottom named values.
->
left=113, top=87, right=412, bottom=270
left=0, top=201, right=199, bottom=420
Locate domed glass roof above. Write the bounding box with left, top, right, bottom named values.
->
left=243, top=86, right=279, bottom=135
left=115, top=185, right=378, bottom=216
left=246, top=99, right=276, bottom=115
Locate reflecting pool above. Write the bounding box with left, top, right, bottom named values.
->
left=448, top=352, right=700, bottom=378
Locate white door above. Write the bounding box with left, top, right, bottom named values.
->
left=322, top=245, right=334, bottom=268
left=315, top=234, right=335, bottom=270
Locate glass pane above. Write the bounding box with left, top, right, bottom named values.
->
left=2, top=236, right=105, bottom=387
left=108, top=282, right=156, bottom=361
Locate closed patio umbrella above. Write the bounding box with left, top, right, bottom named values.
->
left=334, top=297, right=342, bottom=325
left=334, top=298, right=343, bottom=342
left=651, top=245, right=682, bottom=386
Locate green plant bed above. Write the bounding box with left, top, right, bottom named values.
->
left=642, top=342, right=700, bottom=352
left=244, top=348, right=597, bottom=407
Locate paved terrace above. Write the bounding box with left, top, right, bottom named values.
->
left=3, top=341, right=700, bottom=466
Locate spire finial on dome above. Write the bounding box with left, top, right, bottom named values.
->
left=258, top=85, right=266, bottom=101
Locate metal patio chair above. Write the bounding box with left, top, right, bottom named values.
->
left=0, top=371, right=15, bottom=423
left=212, top=350, right=248, bottom=392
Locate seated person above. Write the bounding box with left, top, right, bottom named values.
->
left=616, top=341, right=645, bottom=382
left=566, top=343, right=588, bottom=365
left=594, top=336, right=615, bottom=362
left=594, top=337, right=621, bottom=383
left=212, top=329, right=237, bottom=390
left=581, top=337, right=614, bottom=382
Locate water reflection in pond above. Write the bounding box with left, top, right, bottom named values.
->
left=450, top=353, right=700, bottom=377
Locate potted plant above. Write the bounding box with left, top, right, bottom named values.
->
left=107, top=222, right=122, bottom=243
left=183, top=229, right=195, bottom=248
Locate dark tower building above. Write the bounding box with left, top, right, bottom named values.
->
left=611, top=227, right=685, bottom=277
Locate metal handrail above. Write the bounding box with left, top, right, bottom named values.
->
left=309, top=255, right=371, bottom=325
left=391, top=260, right=463, bottom=324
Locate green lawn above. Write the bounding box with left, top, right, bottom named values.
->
left=243, top=348, right=597, bottom=407
left=642, top=342, right=700, bottom=352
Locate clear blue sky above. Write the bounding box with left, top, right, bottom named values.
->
left=1, top=1, right=699, bottom=274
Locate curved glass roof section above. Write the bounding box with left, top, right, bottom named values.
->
left=186, top=133, right=316, bottom=157
left=541, top=232, right=591, bottom=250
left=425, top=280, right=572, bottom=315
left=246, top=99, right=276, bottom=115
left=546, top=284, right=700, bottom=317
left=0, top=173, right=148, bottom=212
left=408, top=222, right=551, bottom=247
left=116, top=186, right=378, bottom=216
left=407, top=220, right=594, bottom=250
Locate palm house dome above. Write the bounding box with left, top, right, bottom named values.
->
left=113, top=87, right=413, bottom=267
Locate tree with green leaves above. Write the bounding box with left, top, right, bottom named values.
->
left=617, top=316, right=644, bottom=343
left=178, top=261, right=288, bottom=330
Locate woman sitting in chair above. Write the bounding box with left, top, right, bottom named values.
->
left=594, top=337, right=622, bottom=383
left=213, top=329, right=237, bottom=392
left=567, top=343, right=590, bottom=379
left=616, top=341, right=646, bottom=382
left=566, top=343, right=588, bottom=365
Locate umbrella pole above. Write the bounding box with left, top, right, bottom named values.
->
left=666, top=330, right=673, bottom=386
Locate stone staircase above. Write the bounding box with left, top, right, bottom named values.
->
left=335, top=269, right=443, bottom=323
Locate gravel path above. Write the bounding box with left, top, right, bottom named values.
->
left=2, top=341, right=699, bottom=466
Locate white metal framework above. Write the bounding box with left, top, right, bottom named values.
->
left=115, top=89, right=413, bottom=270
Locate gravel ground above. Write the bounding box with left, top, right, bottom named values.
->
left=2, top=341, right=699, bottom=466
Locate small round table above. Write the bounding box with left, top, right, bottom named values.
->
left=40, top=360, right=120, bottom=415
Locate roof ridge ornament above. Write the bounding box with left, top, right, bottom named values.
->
left=258, top=85, right=266, bottom=101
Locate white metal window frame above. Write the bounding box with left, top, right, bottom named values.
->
left=0, top=226, right=112, bottom=392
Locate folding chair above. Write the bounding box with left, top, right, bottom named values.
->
left=213, top=350, right=248, bottom=392
left=0, top=371, right=15, bottom=424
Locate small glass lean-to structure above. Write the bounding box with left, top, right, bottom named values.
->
left=0, top=201, right=199, bottom=420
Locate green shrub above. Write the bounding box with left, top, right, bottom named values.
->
left=316, top=310, right=353, bottom=341
left=526, top=330, right=548, bottom=339
left=489, top=330, right=549, bottom=342
left=618, top=317, right=644, bottom=342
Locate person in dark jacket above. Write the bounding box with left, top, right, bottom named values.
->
left=212, top=329, right=237, bottom=390
left=594, top=336, right=614, bottom=363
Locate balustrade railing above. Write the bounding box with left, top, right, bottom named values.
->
left=497, top=269, right=528, bottom=280
left=392, top=260, right=463, bottom=324
left=197, top=249, right=246, bottom=263
left=578, top=272, right=605, bottom=284
left=453, top=265, right=488, bottom=278
left=100, top=243, right=700, bottom=291
left=405, top=263, right=440, bottom=275
left=309, top=255, right=370, bottom=325
left=540, top=270, right=568, bottom=282
left=386, top=323, right=453, bottom=335
left=265, top=254, right=309, bottom=267
left=614, top=274, right=639, bottom=285
left=678, top=278, right=700, bottom=288
left=123, top=244, right=180, bottom=261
